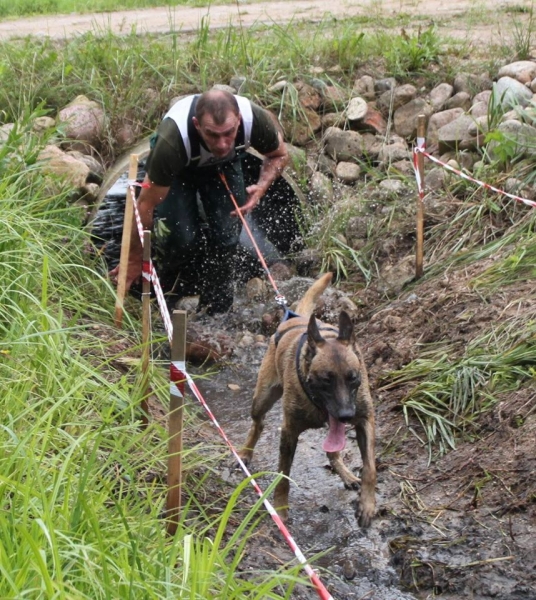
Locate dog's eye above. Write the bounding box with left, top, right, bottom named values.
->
left=347, top=371, right=361, bottom=385
left=319, top=372, right=332, bottom=385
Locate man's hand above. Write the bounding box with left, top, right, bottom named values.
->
left=231, top=132, right=289, bottom=218
left=107, top=176, right=170, bottom=293
left=108, top=251, right=143, bottom=290
left=231, top=184, right=264, bottom=216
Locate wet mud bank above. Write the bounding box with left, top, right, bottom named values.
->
left=179, top=282, right=536, bottom=600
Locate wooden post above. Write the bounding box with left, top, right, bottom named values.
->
left=140, top=230, right=152, bottom=427
left=415, top=115, right=426, bottom=279
left=166, top=310, right=187, bottom=536
left=114, top=154, right=139, bottom=327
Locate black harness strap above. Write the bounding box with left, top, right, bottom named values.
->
left=273, top=323, right=339, bottom=413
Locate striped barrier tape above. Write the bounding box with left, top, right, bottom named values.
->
left=125, top=183, right=334, bottom=600
left=129, top=184, right=174, bottom=341
left=413, top=141, right=536, bottom=210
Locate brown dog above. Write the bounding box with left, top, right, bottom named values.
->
left=239, top=273, right=376, bottom=527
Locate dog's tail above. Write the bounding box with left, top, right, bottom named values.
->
left=295, top=272, right=333, bottom=317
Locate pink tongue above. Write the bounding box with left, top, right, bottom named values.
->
left=322, top=415, right=347, bottom=452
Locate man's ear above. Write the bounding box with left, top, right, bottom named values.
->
left=192, top=116, right=201, bottom=132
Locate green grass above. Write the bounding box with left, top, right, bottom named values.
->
left=0, top=107, right=312, bottom=598
left=0, top=0, right=249, bottom=19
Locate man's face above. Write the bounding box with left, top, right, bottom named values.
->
left=193, top=111, right=240, bottom=158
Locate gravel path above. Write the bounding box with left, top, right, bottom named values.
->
left=0, top=0, right=530, bottom=41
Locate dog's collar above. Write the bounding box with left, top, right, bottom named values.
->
left=295, top=328, right=338, bottom=415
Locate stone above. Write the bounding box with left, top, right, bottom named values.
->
left=308, top=171, right=334, bottom=204
left=429, top=82, right=454, bottom=110
left=37, top=145, right=90, bottom=190
left=296, top=81, right=322, bottom=111
left=473, top=90, right=492, bottom=106
left=379, top=255, right=416, bottom=295
left=378, top=142, right=410, bottom=165
left=469, top=101, right=489, bottom=119
left=352, top=75, right=375, bottom=100
left=33, top=116, right=56, bottom=133
left=336, top=161, right=361, bottom=183
left=346, top=96, right=368, bottom=121
left=246, top=277, right=267, bottom=301
left=378, top=83, right=417, bottom=113
left=427, top=108, right=465, bottom=145
left=492, top=76, right=533, bottom=109
left=374, top=77, right=397, bottom=94
left=321, top=85, right=347, bottom=112
left=229, top=75, right=247, bottom=92
left=436, top=114, right=480, bottom=152
left=424, top=166, right=447, bottom=191
left=321, top=112, right=345, bottom=129
left=393, top=98, right=433, bottom=138
left=0, top=123, right=14, bottom=144
left=445, top=91, right=471, bottom=111
left=58, top=94, right=106, bottom=152
left=498, top=60, right=536, bottom=85
left=323, top=127, right=364, bottom=162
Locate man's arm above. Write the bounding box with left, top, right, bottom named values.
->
left=109, top=175, right=170, bottom=290
left=232, top=132, right=289, bottom=216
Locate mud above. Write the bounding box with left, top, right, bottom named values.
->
left=176, top=272, right=536, bottom=600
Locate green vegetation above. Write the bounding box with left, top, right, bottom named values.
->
left=0, top=0, right=237, bottom=19
left=0, top=108, right=309, bottom=597
left=1, top=6, right=535, bottom=594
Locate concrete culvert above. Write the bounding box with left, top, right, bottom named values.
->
left=89, top=138, right=306, bottom=300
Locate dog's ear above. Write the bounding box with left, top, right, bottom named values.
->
left=337, top=311, right=354, bottom=345
left=307, top=313, right=325, bottom=350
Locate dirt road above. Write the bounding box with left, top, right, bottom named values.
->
left=0, top=0, right=532, bottom=42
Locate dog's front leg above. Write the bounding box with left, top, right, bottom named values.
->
left=355, top=417, right=376, bottom=528
left=273, top=422, right=300, bottom=522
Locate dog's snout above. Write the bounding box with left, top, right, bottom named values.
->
left=338, top=408, right=356, bottom=423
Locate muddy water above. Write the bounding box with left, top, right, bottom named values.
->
left=188, top=310, right=416, bottom=600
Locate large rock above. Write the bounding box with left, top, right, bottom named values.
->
left=352, top=75, right=375, bottom=100
left=427, top=108, right=465, bottom=145
left=296, top=81, right=322, bottom=111
left=492, top=76, right=534, bottom=109
left=323, top=127, right=364, bottom=162
left=346, top=96, right=368, bottom=122
left=378, top=83, right=417, bottom=114
left=37, top=145, right=90, bottom=190
left=429, top=82, right=454, bottom=111
left=393, top=98, right=433, bottom=138
left=336, top=161, right=361, bottom=183
left=58, top=95, right=106, bottom=152
left=498, top=61, right=536, bottom=85
left=437, top=114, right=481, bottom=152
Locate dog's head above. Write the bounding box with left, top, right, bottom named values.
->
left=304, top=310, right=362, bottom=424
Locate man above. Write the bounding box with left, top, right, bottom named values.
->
left=110, top=88, right=289, bottom=314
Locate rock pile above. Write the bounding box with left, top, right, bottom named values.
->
left=2, top=59, right=535, bottom=211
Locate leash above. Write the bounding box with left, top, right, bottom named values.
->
left=218, top=171, right=299, bottom=321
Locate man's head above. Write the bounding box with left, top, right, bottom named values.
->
left=193, top=89, right=241, bottom=158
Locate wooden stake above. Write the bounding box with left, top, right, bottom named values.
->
left=415, top=115, right=426, bottom=279
left=114, top=154, right=139, bottom=327
left=166, top=310, right=187, bottom=536
left=140, top=230, right=151, bottom=427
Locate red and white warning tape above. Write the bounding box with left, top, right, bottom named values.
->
left=413, top=139, right=536, bottom=209
left=125, top=183, right=334, bottom=600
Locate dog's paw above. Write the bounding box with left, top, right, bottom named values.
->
left=237, top=450, right=253, bottom=467
left=275, top=506, right=289, bottom=524
left=355, top=500, right=375, bottom=529
left=343, top=475, right=361, bottom=490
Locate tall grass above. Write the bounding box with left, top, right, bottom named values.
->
left=0, top=109, right=310, bottom=597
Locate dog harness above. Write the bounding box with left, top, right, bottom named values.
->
left=273, top=322, right=338, bottom=415
left=164, top=94, right=254, bottom=167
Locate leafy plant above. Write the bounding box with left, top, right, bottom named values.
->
left=383, top=25, right=441, bottom=76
